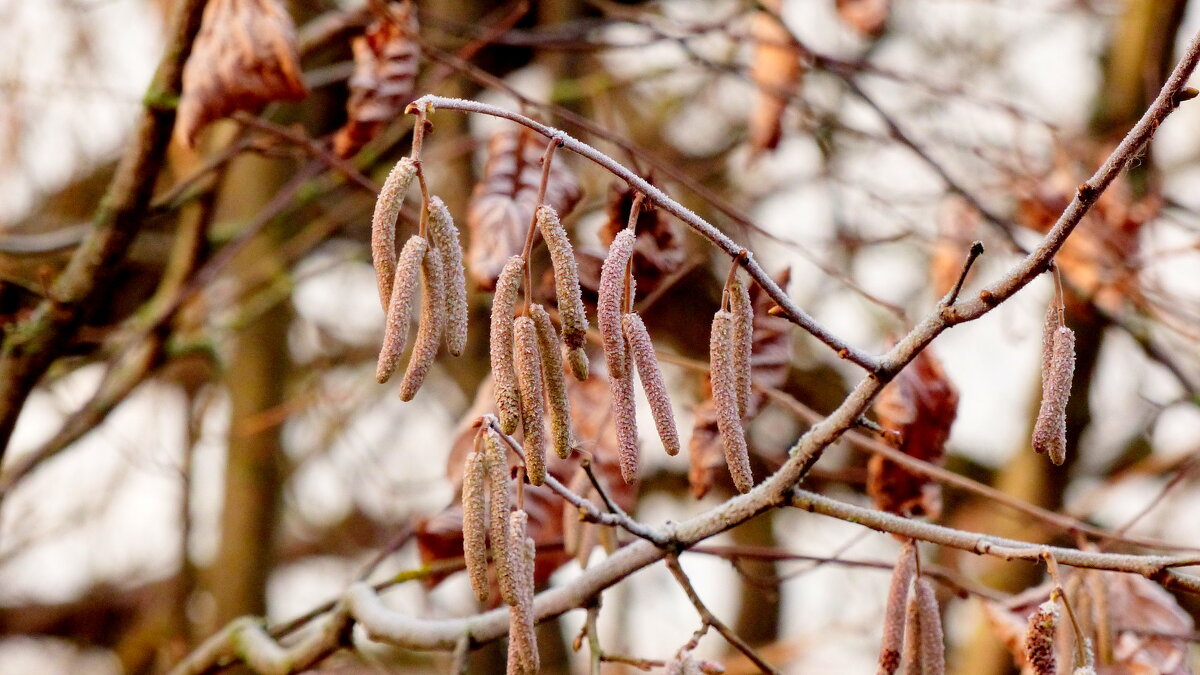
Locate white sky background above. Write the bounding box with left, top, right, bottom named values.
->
left=1, top=0, right=1199, bottom=673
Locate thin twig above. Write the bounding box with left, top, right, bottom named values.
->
left=941, top=241, right=985, bottom=306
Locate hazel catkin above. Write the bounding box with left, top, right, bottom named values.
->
left=1024, top=599, right=1059, bottom=675
left=598, top=229, right=636, bottom=379
left=537, top=205, right=588, bottom=354
left=513, top=316, right=547, bottom=486
left=878, top=540, right=917, bottom=675
left=427, top=196, right=469, bottom=356
left=622, top=313, right=680, bottom=456
left=1033, top=324, right=1076, bottom=465
left=506, top=519, right=539, bottom=675
left=530, top=304, right=573, bottom=459
left=611, top=338, right=640, bottom=484
left=371, top=157, right=416, bottom=310
left=710, top=310, right=753, bottom=493
left=397, top=245, right=445, bottom=401
left=483, top=429, right=512, bottom=600
left=376, top=236, right=427, bottom=384
left=913, top=578, right=945, bottom=675
left=730, top=275, right=754, bottom=417
left=491, top=257, right=525, bottom=434
left=461, top=446, right=489, bottom=604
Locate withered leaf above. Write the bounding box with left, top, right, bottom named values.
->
left=747, top=0, right=804, bottom=159
left=599, top=184, right=687, bottom=299
left=929, top=197, right=981, bottom=300
left=177, top=0, right=308, bottom=146
left=467, top=128, right=582, bottom=290
left=866, top=348, right=958, bottom=518
left=333, top=1, right=420, bottom=157
left=836, top=0, right=891, bottom=38
left=689, top=269, right=792, bottom=499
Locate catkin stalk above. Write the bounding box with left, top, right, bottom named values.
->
left=711, top=310, right=753, bottom=492
left=427, top=196, right=469, bottom=356
left=513, top=317, right=547, bottom=486
left=730, top=275, right=754, bottom=417
left=462, top=446, right=489, bottom=604
left=622, top=313, right=680, bottom=456
left=878, top=540, right=917, bottom=675
left=1033, top=325, right=1076, bottom=465
left=371, top=157, right=417, bottom=310
left=1025, top=599, right=1060, bottom=675
left=376, top=236, right=427, bottom=383
left=491, top=257, right=525, bottom=434
left=483, top=429, right=512, bottom=601
left=398, top=246, right=445, bottom=401
left=537, top=205, right=589, bottom=351
left=598, top=229, right=636, bottom=379
left=530, top=304, right=573, bottom=459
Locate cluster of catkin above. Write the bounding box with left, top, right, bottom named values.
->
left=490, top=205, right=588, bottom=486
left=1033, top=296, right=1076, bottom=465
left=598, top=227, right=681, bottom=484
left=877, top=540, right=945, bottom=675
left=460, top=427, right=540, bottom=673
left=1023, top=590, right=1096, bottom=675
left=708, top=274, right=756, bottom=493
left=372, top=158, right=469, bottom=400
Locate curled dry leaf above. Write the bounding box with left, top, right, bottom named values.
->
left=333, top=1, right=420, bottom=157
left=836, top=0, right=891, bottom=38
left=747, top=0, right=804, bottom=159
left=467, top=129, right=582, bottom=289
left=689, top=269, right=792, bottom=499
left=867, top=348, right=958, bottom=518
left=598, top=185, right=687, bottom=299
left=177, top=0, right=308, bottom=146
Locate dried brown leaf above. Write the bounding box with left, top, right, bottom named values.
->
left=867, top=349, right=958, bottom=518
left=177, top=0, right=308, bottom=146
left=748, top=0, right=803, bottom=159
left=466, top=129, right=581, bottom=289
left=333, top=1, right=420, bottom=157
left=599, top=185, right=686, bottom=298
left=836, top=0, right=891, bottom=38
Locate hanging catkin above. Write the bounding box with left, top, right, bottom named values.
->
left=530, top=304, right=573, bottom=459
left=513, top=317, right=547, bottom=486
left=371, top=157, right=417, bottom=310
left=622, top=313, right=680, bottom=456
left=711, top=310, right=753, bottom=492
left=878, top=540, right=917, bottom=675
left=376, top=236, right=427, bottom=383
left=598, top=229, right=636, bottom=379
left=1024, top=599, right=1059, bottom=675
left=730, top=275, right=754, bottom=417
left=506, top=518, right=539, bottom=675
left=612, top=336, right=640, bottom=484
left=491, top=257, right=525, bottom=434
left=483, top=429, right=512, bottom=600
left=913, top=578, right=945, bottom=675
left=566, top=347, right=589, bottom=382
left=537, top=205, right=589, bottom=364
left=501, top=508, right=530, bottom=604
left=461, top=446, right=489, bottom=604
left=1033, top=324, right=1075, bottom=465
left=427, top=196, right=469, bottom=356
left=397, top=245, right=445, bottom=401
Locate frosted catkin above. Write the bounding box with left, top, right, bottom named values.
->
left=513, top=317, right=547, bottom=486
left=506, top=533, right=539, bottom=674
left=730, top=275, right=754, bottom=417
left=567, top=347, right=589, bottom=381
left=537, top=205, right=588, bottom=354
left=622, top=313, right=680, bottom=456
left=711, top=310, right=753, bottom=493
left=427, top=196, right=469, bottom=356
left=913, top=579, right=945, bottom=675
left=1033, top=325, right=1075, bottom=465
left=501, top=508, right=529, bottom=605
left=371, top=158, right=417, bottom=311
left=878, top=540, right=917, bottom=675
left=1024, top=599, right=1059, bottom=675
left=530, top=304, right=573, bottom=459
left=462, top=447, right=489, bottom=604
left=376, top=236, right=427, bottom=383
left=397, top=246, right=445, bottom=401
left=491, top=257, right=525, bottom=434
left=901, top=587, right=922, bottom=675
left=483, top=429, right=512, bottom=601
left=611, top=340, right=640, bottom=484
left=598, top=229, right=636, bottom=379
